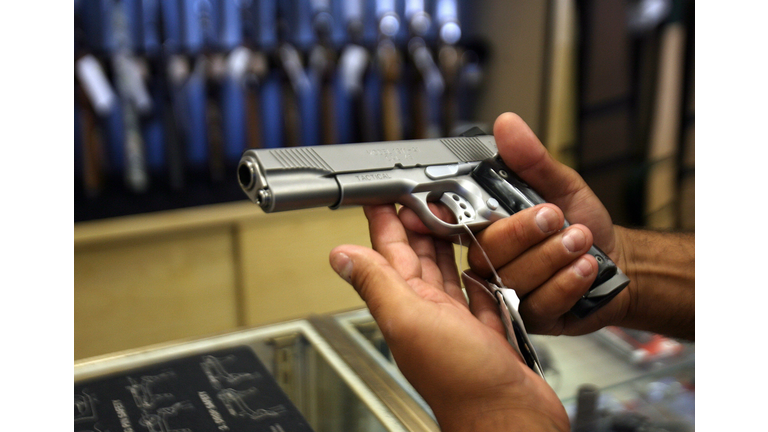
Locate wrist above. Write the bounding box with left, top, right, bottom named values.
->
left=427, top=378, right=570, bottom=432
left=432, top=401, right=569, bottom=432
left=612, top=226, right=695, bottom=340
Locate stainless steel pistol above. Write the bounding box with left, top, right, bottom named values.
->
left=238, top=131, right=629, bottom=317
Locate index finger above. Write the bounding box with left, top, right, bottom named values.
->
left=398, top=202, right=457, bottom=236
left=468, top=204, right=564, bottom=276
left=364, top=204, right=422, bottom=282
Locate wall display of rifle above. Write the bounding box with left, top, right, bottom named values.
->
left=74, top=0, right=487, bottom=222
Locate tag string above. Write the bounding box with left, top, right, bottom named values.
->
left=458, top=224, right=505, bottom=288
left=456, top=223, right=547, bottom=380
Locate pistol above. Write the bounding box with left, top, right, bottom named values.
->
left=237, top=131, right=629, bottom=318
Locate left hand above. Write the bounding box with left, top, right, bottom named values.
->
left=330, top=204, right=569, bottom=432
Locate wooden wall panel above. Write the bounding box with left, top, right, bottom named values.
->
left=238, top=207, right=369, bottom=327
left=74, top=227, right=239, bottom=360
left=466, top=0, right=549, bottom=134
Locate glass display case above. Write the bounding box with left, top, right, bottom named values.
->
left=74, top=317, right=436, bottom=432
left=330, top=309, right=695, bottom=431
left=75, top=308, right=694, bottom=432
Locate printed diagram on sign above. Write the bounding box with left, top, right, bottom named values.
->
left=200, top=354, right=260, bottom=390
left=138, top=401, right=195, bottom=432
left=76, top=426, right=111, bottom=432
left=124, top=370, right=195, bottom=432
left=75, top=349, right=304, bottom=432
left=75, top=390, right=99, bottom=423
left=126, top=370, right=177, bottom=410
left=217, top=387, right=286, bottom=421
left=75, top=389, right=111, bottom=432
left=78, top=427, right=110, bottom=432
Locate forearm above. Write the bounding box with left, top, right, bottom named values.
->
left=614, top=226, right=695, bottom=340
left=431, top=399, right=569, bottom=432
left=435, top=411, right=567, bottom=432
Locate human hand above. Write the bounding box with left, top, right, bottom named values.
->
left=400, top=112, right=632, bottom=336
left=330, top=204, right=570, bottom=432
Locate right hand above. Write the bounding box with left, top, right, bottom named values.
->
left=400, top=112, right=632, bottom=336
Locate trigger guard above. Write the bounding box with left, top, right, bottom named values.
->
left=401, top=192, right=470, bottom=237
left=400, top=191, right=497, bottom=237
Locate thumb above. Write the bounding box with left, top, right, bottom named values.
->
left=493, top=113, right=616, bottom=249
left=329, top=245, right=419, bottom=321
left=493, top=112, right=588, bottom=205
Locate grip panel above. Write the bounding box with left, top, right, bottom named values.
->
left=470, top=156, right=629, bottom=318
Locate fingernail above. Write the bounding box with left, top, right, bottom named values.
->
left=331, top=252, right=353, bottom=283
left=573, top=256, right=594, bottom=278
left=535, top=207, right=560, bottom=234
left=562, top=228, right=586, bottom=253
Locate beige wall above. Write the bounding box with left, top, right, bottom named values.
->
left=469, top=0, right=549, bottom=135
left=74, top=204, right=369, bottom=360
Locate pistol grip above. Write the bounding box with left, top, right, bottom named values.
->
left=470, top=156, right=630, bottom=318
left=571, top=245, right=630, bottom=318
left=571, top=253, right=629, bottom=318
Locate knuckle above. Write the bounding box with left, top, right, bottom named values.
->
left=500, top=216, right=530, bottom=245
left=523, top=292, right=547, bottom=321
left=353, top=262, right=384, bottom=299
left=522, top=278, right=578, bottom=326
left=535, top=244, right=561, bottom=271
left=467, top=245, right=492, bottom=275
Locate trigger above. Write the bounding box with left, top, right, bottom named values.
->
left=439, top=193, right=476, bottom=223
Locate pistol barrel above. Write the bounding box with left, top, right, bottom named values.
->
left=238, top=153, right=340, bottom=212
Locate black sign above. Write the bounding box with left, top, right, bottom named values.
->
left=75, top=345, right=314, bottom=432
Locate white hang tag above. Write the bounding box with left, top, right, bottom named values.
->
left=459, top=225, right=545, bottom=379
left=497, top=286, right=544, bottom=378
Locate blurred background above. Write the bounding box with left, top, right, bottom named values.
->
left=73, top=1, right=695, bottom=429
left=73, top=0, right=694, bottom=363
